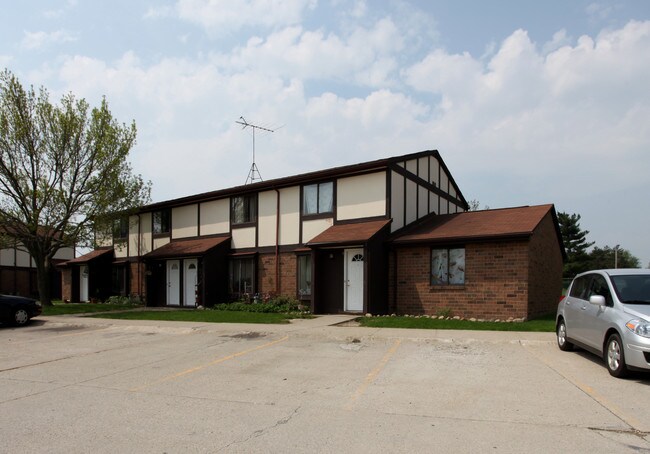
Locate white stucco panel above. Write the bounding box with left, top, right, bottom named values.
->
left=258, top=190, right=277, bottom=247
left=153, top=236, right=170, bottom=251
left=337, top=172, right=386, bottom=221
left=200, top=199, right=230, bottom=235
left=302, top=218, right=333, bottom=243
left=279, top=186, right=300, bottom=245
left=232, top=227, right=256, bottom=249
left=172, top=204, right=199, bottom=239
left=390, top=171, right=404, bottom=232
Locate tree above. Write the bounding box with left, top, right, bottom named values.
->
left=588, top=246, right=640, bottom=270
left=0, top=69, right=151, bottom=305
left=558, top=212, right=594, bottom=277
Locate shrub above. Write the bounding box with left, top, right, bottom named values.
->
left=105, top=295, right=143, bottom=306
left=213, top=296, right=309, bottom=314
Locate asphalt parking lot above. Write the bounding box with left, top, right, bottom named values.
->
left=1, top=315, right=649, bottom=453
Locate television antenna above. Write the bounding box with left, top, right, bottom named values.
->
left=236, top=116, right=275, bottom=184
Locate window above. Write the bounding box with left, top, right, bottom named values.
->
left=112, top=265, right=129, bottom=296
left=231, top=194, right=257, bottom=225
left=569, top=276, right=589, bottom=299
left=229, top=257, right=256, bottom=298
left=113, top=218, right=128, bottom=240
left=303, top=182, right=333, bottom=215
left=431, top=248, right=465, bottom=285
left=297, top=255, right=312, bottom=298
left=586, top=274, right=613, bottom=306
left=152, top=209, right=170, bottom=235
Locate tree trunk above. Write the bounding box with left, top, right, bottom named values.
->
left=35, top=257, right=53, bottom=306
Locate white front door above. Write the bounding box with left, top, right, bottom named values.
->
left=167, top=260, right=180, bottom=306
left=184, top=259, right=198, bottom=307
left=344, top=248, right=364, bottom=312
left=79, top=265, right=89, bottom=302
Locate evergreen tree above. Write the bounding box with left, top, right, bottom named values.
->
left=558, top=212, right=594, bottom=277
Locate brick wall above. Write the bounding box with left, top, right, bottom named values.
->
left=393, top=241, right=532, bottom=320
left=527, top=213, right=564, bottom=318
left=258, top=252, right=298, bottom=298
left=129, top=261, right=146, bottom=300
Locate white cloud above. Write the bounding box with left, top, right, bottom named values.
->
left=21, top=29, right=77, bottom=50
left=174, top=0, right=317, bottom=33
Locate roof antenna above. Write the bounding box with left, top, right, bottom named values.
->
left=236, top=116, right=275, bottom=184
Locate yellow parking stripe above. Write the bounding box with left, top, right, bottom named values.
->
left=345, top=339, right=401, bottom=410
left=130, top=335, right=289, bottom=392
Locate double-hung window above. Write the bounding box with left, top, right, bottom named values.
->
left=113, top=217, right=129, bottom=241
left=152, top=209, right=170, bottom=235
left=231, top=194, right=257, bottom=225
left=297, top=254, right=312, bottom=299
left=302, top=182, right=333, bottom=215
left=229, top=257, right=256, bottom=298
left=431, top=247, right=465, bottom=285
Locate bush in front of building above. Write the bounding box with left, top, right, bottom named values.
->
left=213, top=296, right=309, bottom=314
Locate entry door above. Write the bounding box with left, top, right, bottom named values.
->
left=344, top=248, right=364, bottom=312
left=184, top=259, right=198, bottom=307
left=79, top=265, right=89, bottom=302
left=167, top=260, right=180, bottom=306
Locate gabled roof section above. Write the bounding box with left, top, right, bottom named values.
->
left=62, top=247, right=113, bottom=265
left=144, top=236, right=230, bottom=259
left=393, top=204, right=558, bottom=245
left=306, top=219, right=391, bottom=247
left=143, top=150, right=464, bottom=210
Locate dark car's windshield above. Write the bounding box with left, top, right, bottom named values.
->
left=610, top=275, right=650, bottom=304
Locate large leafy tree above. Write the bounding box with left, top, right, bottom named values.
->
left=589, top=246, right=640, bottom=270
left=0, top=69, right=151, bottom=305
left=558, top=211, right=594, bottom=277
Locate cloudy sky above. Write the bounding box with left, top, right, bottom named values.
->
left=2, top=0, right=649, bottom=266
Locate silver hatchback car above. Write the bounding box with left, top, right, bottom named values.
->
left=556, top=269, right=650, bottom=377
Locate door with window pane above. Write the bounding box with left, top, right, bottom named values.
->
left=184, top=259, right=198, bottom=307
left=344, top=248, right=364, bottom=312
left=167, top=260, right=180, bottom=306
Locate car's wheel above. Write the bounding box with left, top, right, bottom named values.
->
left=557, top=318, right=573, bottom=351
left=605, top=333, right=629, bottom=378
left=13, top=309, right=30, bottom=326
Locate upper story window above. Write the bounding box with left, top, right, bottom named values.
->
left=152, top=209, right=171, bottom=235
left=113, top=217, right=128, bottom=241
left=231, top=194, right=257, bottom=225
left=303, top=181, right=333, bottom=215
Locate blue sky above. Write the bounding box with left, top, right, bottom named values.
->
left=2, top=0, right=650, bottom=266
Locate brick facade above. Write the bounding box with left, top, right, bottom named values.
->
left=258, top=252, right=298, bottom=298
left=391, top=212, right=563, bottom=320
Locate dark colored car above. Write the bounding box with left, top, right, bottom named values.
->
left=0, top=294, right=42, bottom=326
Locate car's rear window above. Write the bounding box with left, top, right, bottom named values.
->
left=610, top=275, right=650, bottom=304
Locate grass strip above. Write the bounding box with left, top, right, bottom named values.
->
left=358, top=313, right=556, bottom=332
left=87, top=310, right=295, bottom=324
left=43, top=302, right=142, bottom=316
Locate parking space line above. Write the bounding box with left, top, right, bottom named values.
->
left=521, top=343, right=644, bottom=431
left=130, top=335, right=289, bottom=392
left=345, top=339, right=401, bottom=410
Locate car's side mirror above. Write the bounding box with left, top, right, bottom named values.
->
left=589, top=295, right=606, bottom=306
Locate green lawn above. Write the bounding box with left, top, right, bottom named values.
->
left=358, top=313, right=556, bottom=332
left=88, top=310, right=296, bottom=324
left=42, top=302, right=143, bottom=316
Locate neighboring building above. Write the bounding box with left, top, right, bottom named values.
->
left=0, top=239, right=74, bottom=299
left=389, top=205, right=565, bottom=320
left=59, top=150, right=565, bottom=319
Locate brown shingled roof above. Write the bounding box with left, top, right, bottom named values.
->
left=63, top=247, right=113, bottom=265
left=144, top=236, right=230, bottom=259
left=307, top=219, right=391, bottom=246
left=393, top=205, right=556, bottom=244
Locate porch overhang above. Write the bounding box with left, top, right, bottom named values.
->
left=59, top=247, right=114, bottom=267
left=143, top=236, right=231, bottom=260
left=306, top=219, right=391, bottom=248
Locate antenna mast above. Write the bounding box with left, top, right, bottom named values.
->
left=236, top=116, right=275, bottom=184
